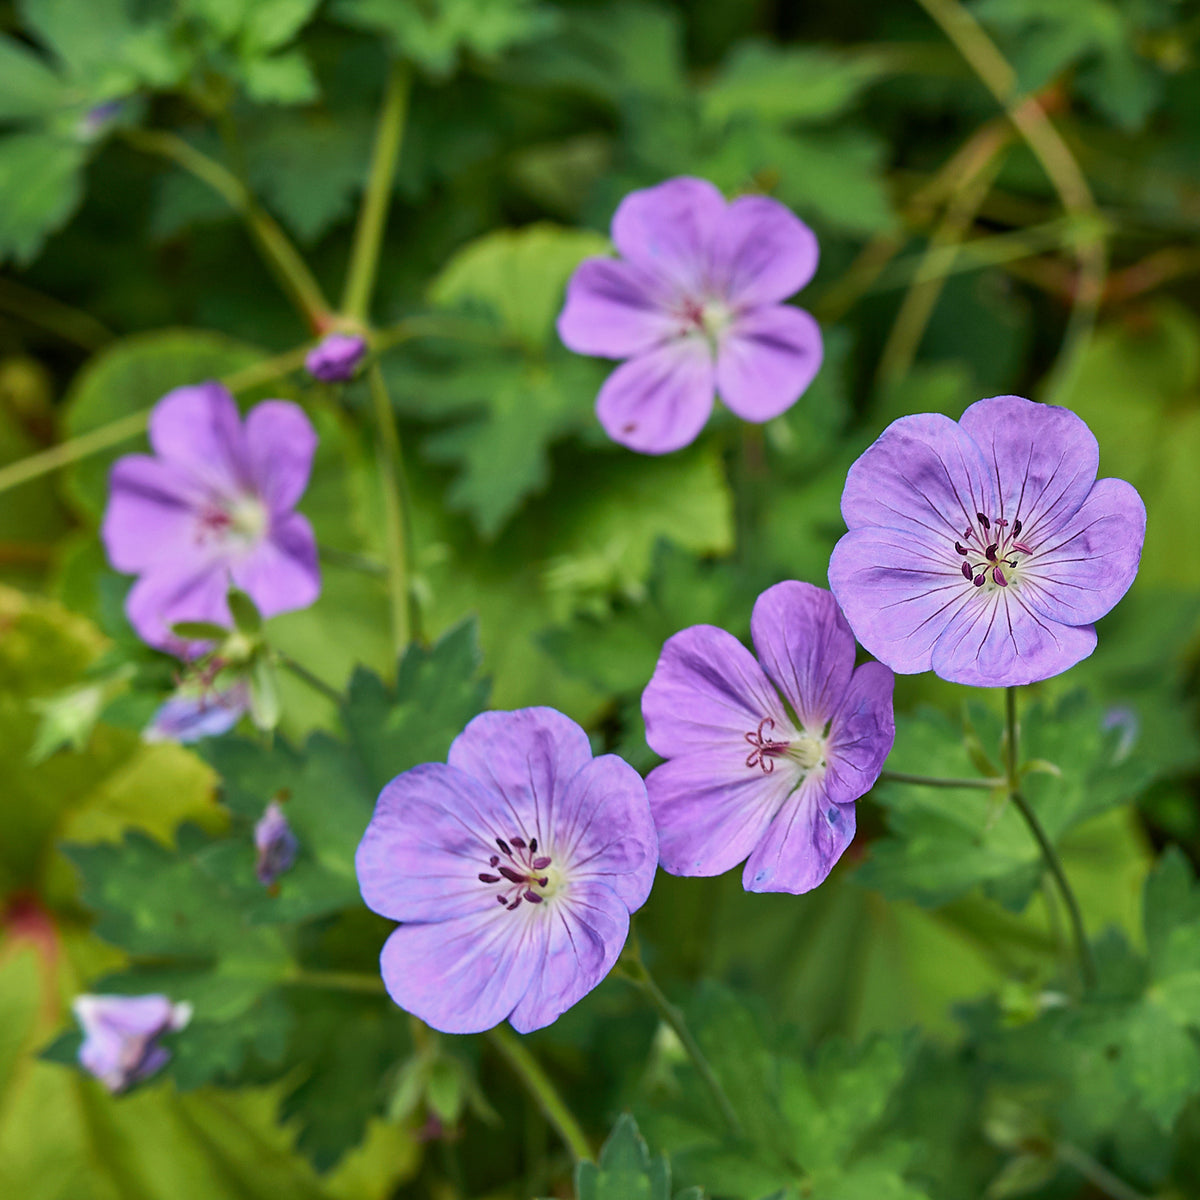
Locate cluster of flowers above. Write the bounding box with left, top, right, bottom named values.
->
left=80, top=177, right=1145, bottom=1091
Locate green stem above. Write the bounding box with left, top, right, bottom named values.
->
left=622, top=948, right=744, bottom=1139
left=0, top=344, right=309, bottom=497
left=1056, top=1142, right=1152, bottom=1200
left=285, top=968, right=388, bottom=995
left=275, top=650, right=342, bottom=706
left=367, top=364, right=415, bottom=656
left=0, top=275, right=114, bottom=350
left=1005, top=687, right=1097, bottom=991
left=318, top=544, right=388, bottom=577
left=123, top=128, right=331, bottom=330
left=881, top=770, right=1005, bottom=790
left=487, top=1025, right=593, bottom=1164
left=342, top=61, right=413, bottom=322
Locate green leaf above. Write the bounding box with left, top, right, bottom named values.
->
left=60, top=329, right=265, bottom=519
left=242, top=49, right=319, bottom=105
left=332, top=0, right=556, bottom=80
left=575, top=1114, right=672, bottom=1200
left=0, top=132, right=87, bottom=264
left=0, top=37, right=65, bottom=120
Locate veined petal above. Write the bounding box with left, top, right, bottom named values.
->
left=708, top=194, right=819, bottom=308
left=595, top=338, right=715, bottom=454
left=611, top=176, right=726, bottom=294
left=840, top=412, right=997, bottom=544
left=1019, top=477, right=1146, bottom=627
left=824, top=661, right=895, bottom=807
left=552, top=753, right=657, bottom=912
left=930, top=588, right=1097, bottom=686
left=147, top=382, right=248, bottom=494
left=509, top=882, right=629, bottom=1034
left=356, top=762, right=518, bottom=923
left=229, top=511, right=320, bottom=618
left=243, top=401, right=317, bottom=513
left=742, top=777, right=855, bottom=894
left=749, top=581, right=855, bottom=730
left=557, top=257, right=678, bottom=358
left=647, top=750, right=799, bottom=877
left=102, top=455, right=204, bottom=574
left=379, top=907, right=548, bottom=1035
left=643, top=623, right=790, bottom=758
left=447, top=708, right=593, bottom=842
left=125, top=562, right=232, bottom=651
left=828, top=527, right=976, bottom=675
left=959, top=395, right=1098, bottom=543
left=716, top=304, right=822, bottom=422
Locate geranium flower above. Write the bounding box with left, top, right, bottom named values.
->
left=73, top=993, right=192, bottom=1093
left=642, top=582, right=894, bottom=894
left=101, top=382, right=320, bottom=651
left=355, top=708, right=657, bottom=1034
left=305, top=332, right=366, bottom=382
left=255, top=800, right=298, bottom=886
left=828, top=395, right=1146, bottom=687
left=144, top=679, right=250, bottom=744
left=557, top=176, right=823, bottom=454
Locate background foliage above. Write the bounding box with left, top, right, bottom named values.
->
left=2, top=0, right=1199, bottom=1197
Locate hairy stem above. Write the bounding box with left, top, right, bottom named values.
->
left=487, top=1025, right=593, bottom=1164
left=1005, top=687, right=1097, bottom=991
left=911, top=0, right=1107, bottom=401
left=123, top=128, right=331, bottom=330
left=881, top=770, right=1005, bottom=790
left=622, top=947, right=744, bottom=1139
left=275, top=650, right=342, bottom=706
left=0, top=345, right=309, bottom=497
left=367, top=364, right=415, bottom=656
left=343, top=61, right=413, bottom=322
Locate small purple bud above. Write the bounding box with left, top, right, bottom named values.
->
left=76, top=99, right=124, bottom=143
left=74, top=994, right=192, bottom=1093
left=254, top=801, right=298, bottom=886
left=961, top=562, right=973, bottom=580
left=992, top=567, right=1008, bottom=587
left=305, top=333, right=367, bottom=382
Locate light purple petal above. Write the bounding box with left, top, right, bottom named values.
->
left=595, top=337, right=715, bottom=454
left=378, top=907, right=548, bottom=1035
left=824, top=661, right=895, bottom=807
left=557, top=257, right=679, bottom=358
left=74, top=993, right=190, bottom=1092
left=125, top=562, right=232, bottom=651
left=958, top=395, right=1098, bottom=542
left=102, top=455, right=205, bottom=575
left=828, top=527, right=974, bottom=675
left=647, top=751, right=799, bottom=877
left=642, top=623, right=791, bottom=759
left=356, top=762, right=519, bottom=923
left=1019, top=477, right=1147, bottom=627
left=509, top=881, right=629, bottom=1033
left=610, top=176, right=726, bottom=294
left=242, top=401, right=317, bottom=513
left=839, top=412, right=998, bottom=545
left=552, top=753, right=657, bottom=912
left=144, top=682, right=249, bottom=743
left=749, top=581, right=855, bottom=729
left=708, top=194, right=819, bottom=308
left=930, top=589, right=1098, bottom=686
left=716, top=304, right=822, bottom=423
left=146, top=382, right=248, bottom=493
left=228, top=511, right=320, bottom=618
left=742, top=777, right=856, bottom=894
left=447, top=708, right=594, bottom=841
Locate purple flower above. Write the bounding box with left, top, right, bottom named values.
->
left=305, top=333, right=366, bottom=382
left=73, top=993, right=192, bottom=1093
left=827, top=395, right=1147, bottom=687
left=255, top=800, right=299, bottom=886
left=101, top=382, right=321, bottom=651
left=144, top=679, right=250, bottom=744
left=557, top=176, right=823, bottom=454
left=642, top=582, right=894, bottom=894
left=355, top=708, right=657, bottom=1034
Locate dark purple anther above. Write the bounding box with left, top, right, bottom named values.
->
left=955, top=541, right=969, bottom=556
left=977, top=512, right=990, bottom=529
left=985, top=542, right=998, bottom=560
left=496, top=838, right=511, bottom=856
left=532, top=856, right=552, bottom=870
left=510, top=837, right=526, bottom=849
left=993, top=567, right=1008, bottom=587
left=478, top=872, right=500, bottom=883
left=973, top=573, right=985, bottom=587
left=528, top=838, right=538, bottom=853
left=1012, top=519, right=1022, bottom=536
left=524, top=890, right=543, bottom=904
left=499, top=867, right=525, bottom=884
left=961, top=562, right=973, bottom=580
left=1013, top=542, right=1033, bottom=555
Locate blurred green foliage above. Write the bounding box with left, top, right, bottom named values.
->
left=2, top=0, right=1200, bottom=1196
